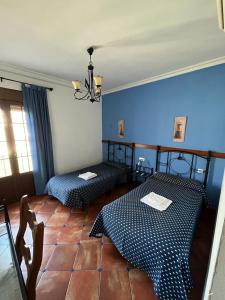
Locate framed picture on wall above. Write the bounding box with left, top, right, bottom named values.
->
left=118, top=120, right=125, bottom=138
left=173, top=116, right=187, bottom=142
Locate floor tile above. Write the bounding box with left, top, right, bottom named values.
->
left=9, top=214, right=20, bottom=225
left=102, top=244, right=128, bottom=270
left=32, top=202, right=45, bottom=212
left=65, top=213, right=85, bottom=227
left=28, top=198, right=44, bottom=208
left=74, top=241, right=101, bottom=270
left=8, top=202, right=20, bottom=214
left=100, top=270, right=132, bottom=300
left=43, top=227, right=60, bottom=245
left=37, top=200, right=59, bottom=213
left=46, top=212, right=70, bottom=226
left=36, top=271, right=71, bottom=300
left=80, top=223, right=99, bottom=242
left=40, top=245, right=56, bottom=270
left=66, top=270, right=100, bottom=300
left=129, top=269, right=158, bottom=300
left=36, top=213, right=52, bottom=225
left=47, top=245, right=78, bottom=271
left=55, top=204, right=71, bottom=214
left=85, top=206, right=101, bottom=223
left=57, top=226, right=82, bottom=244
left=71, top=207, right=84, bottom=214
left=102, top=235, right=113, bottom=244
left=10, top=224, right=19, bottom=241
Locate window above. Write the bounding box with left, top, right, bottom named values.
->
left=0, top=102, right=33, bottom=178
left=10, top=105, right=33, bottom=174
left=0, top=108, right=12, bottom=178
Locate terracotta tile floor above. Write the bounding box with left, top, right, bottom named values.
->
left=5, top=183, right=216, bottom=300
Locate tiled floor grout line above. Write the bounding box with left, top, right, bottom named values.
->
left=98, top=242, right=104, bottom=300
left=64, top=258, right=74, bottom=299
left=99, top=267, right=102, bottom=300
left=128, top=268, right=133, bottom=300
left=64, top=273, right=72, bottom=300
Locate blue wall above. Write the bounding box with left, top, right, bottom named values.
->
left=102, top=63, right=225, bottom=207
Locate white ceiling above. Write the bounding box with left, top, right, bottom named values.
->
left=0, top=0, right=225, bottom=91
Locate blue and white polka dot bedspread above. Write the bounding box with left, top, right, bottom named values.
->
left=46, top=162, right=127, bottom=208
left=90, top=172, right=205, bottom=300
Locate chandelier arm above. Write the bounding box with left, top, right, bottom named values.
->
left=74, top=90, right=90, bottom=101
left=91, top=69, right=94, bottom=97
left=88, top=68, right=91, bottom=94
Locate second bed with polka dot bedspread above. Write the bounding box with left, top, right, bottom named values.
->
left=90, top=172, right=205, bottom=300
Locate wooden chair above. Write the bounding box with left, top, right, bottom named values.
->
left=15, top=195, right=44, bottom=300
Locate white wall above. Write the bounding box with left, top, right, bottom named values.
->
left=0, top=64, right=102, bottom=174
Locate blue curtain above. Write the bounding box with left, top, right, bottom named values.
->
left=22, top=84, right=54, bottom=194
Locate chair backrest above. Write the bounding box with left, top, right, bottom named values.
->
left=15, top=195, right=44, bottom=300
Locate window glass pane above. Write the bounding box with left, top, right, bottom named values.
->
left=0, top=109, right=7, bottom=142
left=12, top=124, right=26, bottom=141
left=10, top=106, right=23, bottom=123
left=15, top=141, right=27, bottom=156
left=2, top=159, right=12, bottom=177
left=22, top=157, right=29, bottom=172
left=28, top=156, right=33, bottom=170
left=10, top=105, right=33, bottom=173
left=0, top=126, right=6, bottom=142
left=27, top=143, right=31, bottom=156
left=24, top=125, right=29, bottom=140
left=0, top=158, right=12, bottom=178
left=0, top=108, right=12, bottom=178
left=0, top=142, right=9, bottom=158
left=17, top=157, right=23, bottom=173
left=0, top=109, right=4, bottom=123
left=17, top=157, right=30, bottom=173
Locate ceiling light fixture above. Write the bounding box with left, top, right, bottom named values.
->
left=72, top=47, right=103, bottom=103
left=216, top=0, right=225, bottom=31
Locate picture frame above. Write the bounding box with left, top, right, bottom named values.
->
left=173, top=116, right=187, bottom=143
left=118, top=120, right=125, bottom=138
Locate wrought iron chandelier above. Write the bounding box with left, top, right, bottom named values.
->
left=72, top=47, right=103, bottom=103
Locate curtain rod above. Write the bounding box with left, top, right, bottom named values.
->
left=0, top=76, right=53, bottom=91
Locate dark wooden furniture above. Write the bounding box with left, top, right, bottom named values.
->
left=102, top=139, right=225, bottom=159
left=106, top=140, right=135, bottom=170
left=0, top=204, right=27, bottom=300
left=15, top=195, right=44, bottom=300
left=134, top=165, right=153, bottom=184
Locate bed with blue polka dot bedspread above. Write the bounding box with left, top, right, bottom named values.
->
left=46, top=162, right=128, bottom=208
left=90, top=172, right=206, bottom=300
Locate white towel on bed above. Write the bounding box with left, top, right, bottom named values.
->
left=78, top=172, right=97, bottom=180
left=140, top=192, right=172, bottom=211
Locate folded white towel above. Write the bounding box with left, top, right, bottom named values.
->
left=78, top=172, right=97, bottom=180
left=140, top=192, right=172, bottom=211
